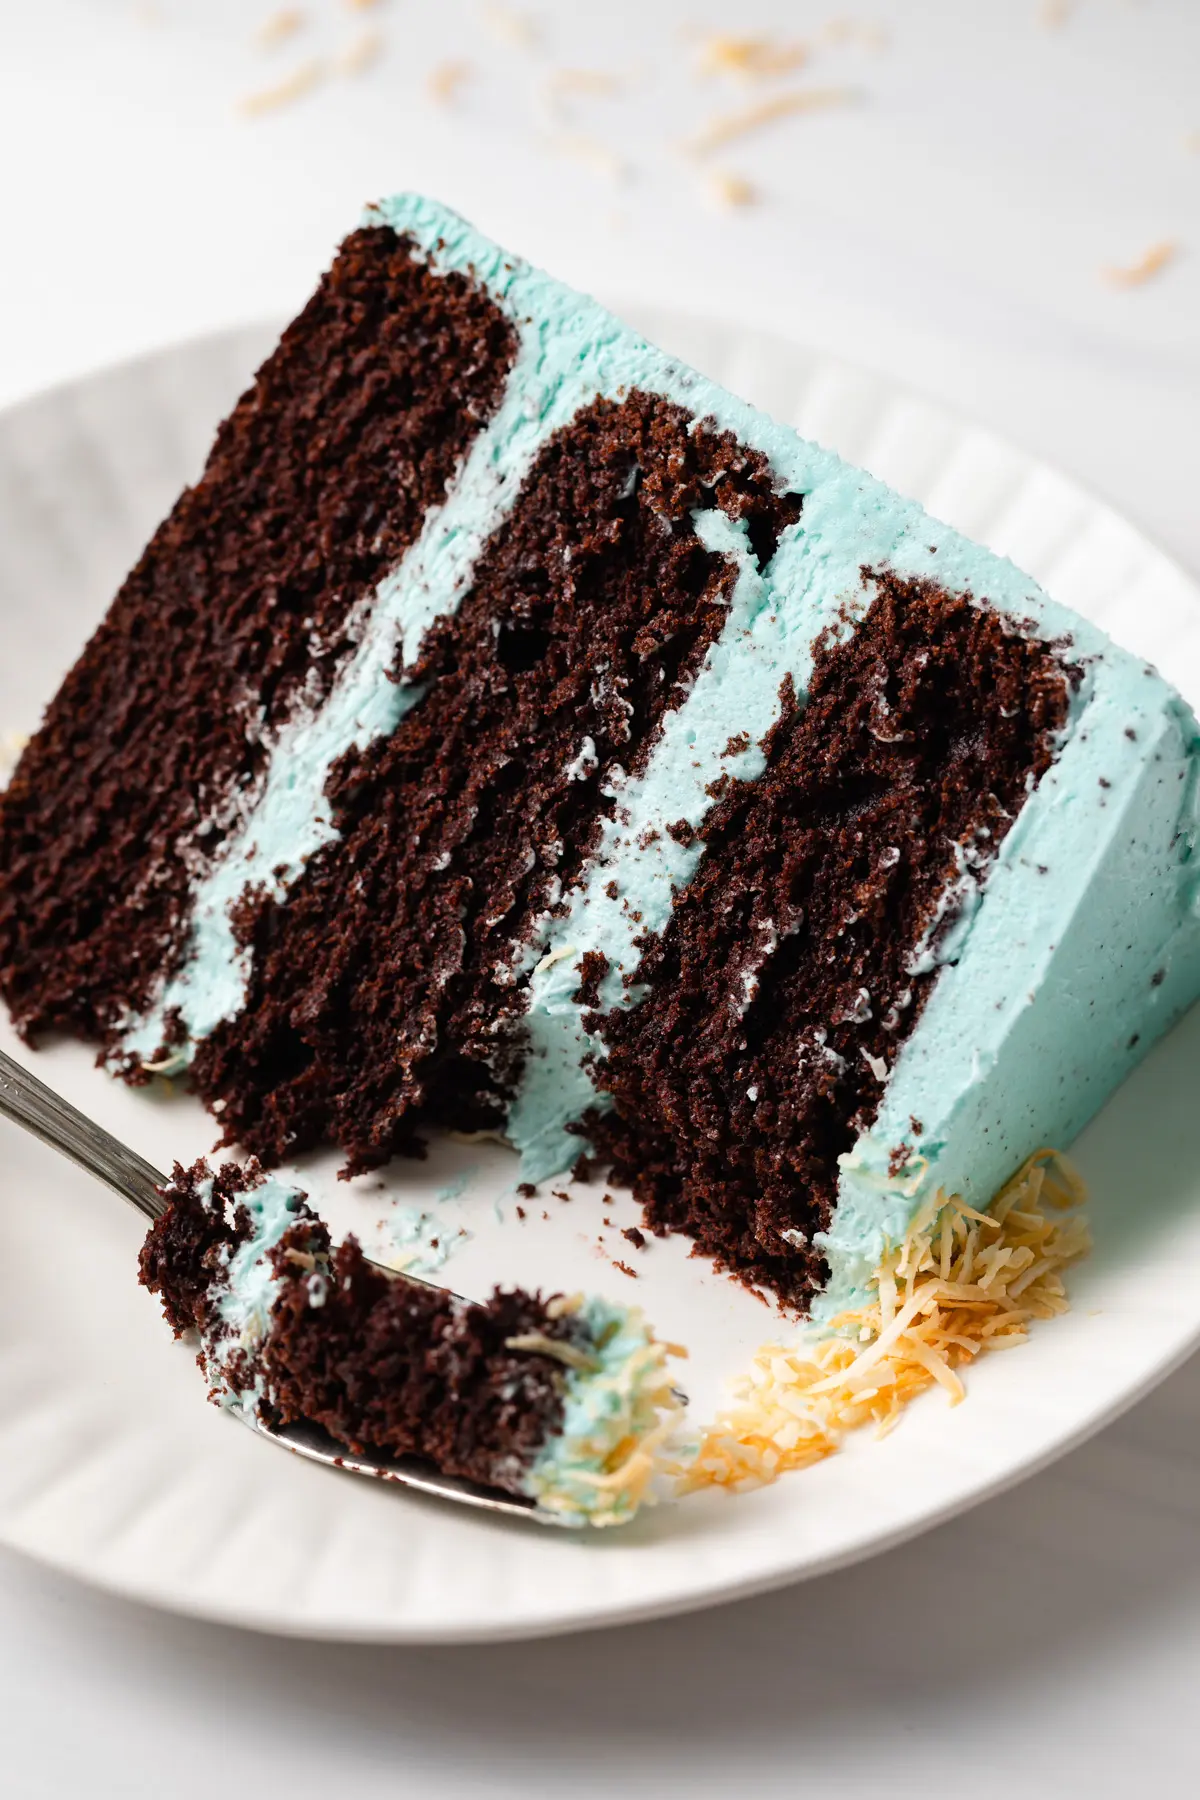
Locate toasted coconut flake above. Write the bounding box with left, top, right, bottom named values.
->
left=684, top=87, right=856, bottom=156
left=705, top=170, right=758, bottom=209
left=256, top=8, right=305, bottom=47
left=821, top=18, right=887, bottom=50
left=530, top=1330, right=686, bottom=1526
left=533, top=941, right=579, bottom=976
left=481, top=3, right=537, bottom=48
left=696, top=34, right=809, bottom=83
left=335, top=28, right=382, bottom=75
left=1103, top=240, right=1179, bottom=287
left=549, top=67, right=623, bottom=98
left=237, top=57, right=324, bottom=116
left=0, top=730, right=28, bottom=787
left=506, top=1331, right=601, bottom=1373
left=429, top=59, right=471, bottom=104
left=678, top=1149, right=1090, bottom=1495
left=552, top=134, right=627, bottom=183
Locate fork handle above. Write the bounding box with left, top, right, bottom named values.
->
left=0, top=1048, right=168, bottom=1223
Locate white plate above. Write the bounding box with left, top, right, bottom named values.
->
left=1, top=310, right=1199, bottom=1645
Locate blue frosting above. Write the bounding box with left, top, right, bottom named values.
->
left=124, top=193, right=1200, bottom=1311
left=200, top=1172, right=310, bottom=1414
left=522, top=1295, right=677, bottom=1525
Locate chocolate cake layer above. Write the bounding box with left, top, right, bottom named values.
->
left=142, top=1159, right=596, bottom=1492
left=586, top=574, right=1074, bottom=1310
left=0, top=226, right=515, bottom=1044
left=187, top=392, right=802, bottom=1169
left=263, top=1241, right=573, bottom=1482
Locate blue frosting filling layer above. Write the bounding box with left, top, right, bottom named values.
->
left=200, top=1172, right=308, bottom=1414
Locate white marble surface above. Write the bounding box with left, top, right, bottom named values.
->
left=1, top=0, right=1199, bottom=1792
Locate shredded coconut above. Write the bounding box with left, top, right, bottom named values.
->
left=704, top=171, right=758, bottom=210
left=532, top=941, right=579, bottom=976
left=481, top=3, right=537, bottom=48
left=505, top=1331, right=601, bottom=1372
left=335, top=29, right=383, bottom=75
left=428, top=59, right=471, bottom=103
left=677, top=1149, right=1090, bottom=1496
left=552, top=133, right=627, bottom=183
left=255, top=8, right=305, bottom=48
left=695, top=34, right=809, bottom=82
left=1103, top=241, right=1179, bottom=288
left=683, top=88, right=855, bottom=156
left=237, top=58, right=325, bottom=115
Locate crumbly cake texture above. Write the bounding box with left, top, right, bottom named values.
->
left=140, top=1159, right=681, bottom=1526
left=5, top=191, right=1200, bottom=1319
left=189, top=390, right=802, bottom=1165
left=0, top=226, right=516, bottom=1047
left=586, top=574, right=1072, bottom=1309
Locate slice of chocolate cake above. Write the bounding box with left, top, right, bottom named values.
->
left=5, top=192, right=1200, bottom=1322
left=140, top=1159, right=680, bottom=1526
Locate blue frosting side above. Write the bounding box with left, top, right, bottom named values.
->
left=818, top=684, right=1200, bottom=1316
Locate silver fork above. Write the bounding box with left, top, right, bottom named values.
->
left=0, top=1047, right=568, bottom=1526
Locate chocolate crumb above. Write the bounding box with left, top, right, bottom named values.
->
left=572, top=949, right=610, bottom=1008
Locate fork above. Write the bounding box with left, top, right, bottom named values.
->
left=0, top=1046, right=567, bottom=1525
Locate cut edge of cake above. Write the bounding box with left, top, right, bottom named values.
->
left=139, top=1158, right=683, bottom=1528
left=4, top=191, right=1199, bottom=1321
